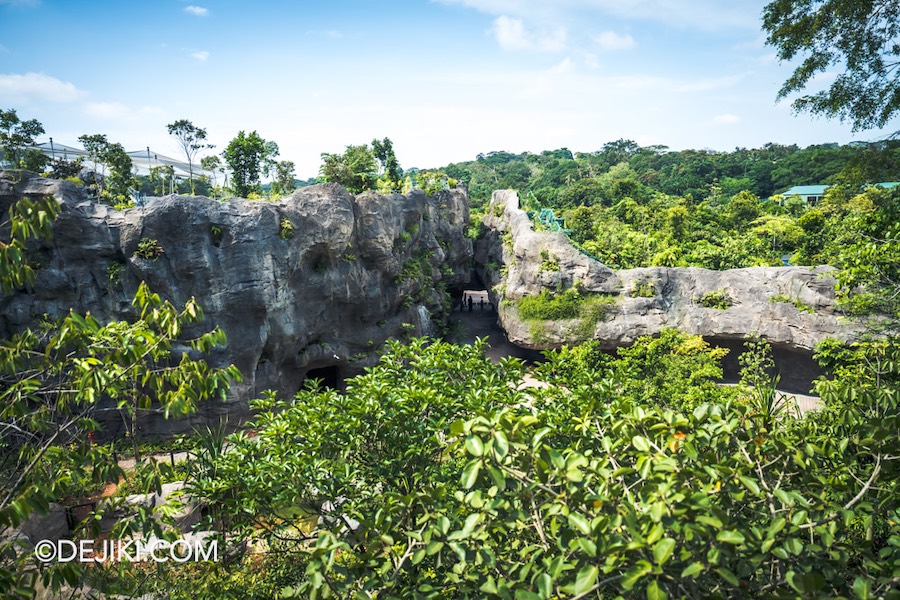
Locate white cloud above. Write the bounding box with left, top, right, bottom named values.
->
left=184, top=5, right=208, bottom=16
left=438, top=0, right=760, bottom=31
left=550, top=57, right=575, bottom=74
left=593, top=30, right=635, bottom=50
left=490, top=15, right=566, bottom=52
left=583, top=52, right=600, bottom=69
left=83, top=102, right=163, bottom=121
left=0, top=72, right=86, bottom=103
left=306, top=29, right=342, bottom=39
left=714, top=113, right=740, bottom=125
left=191, top=50, right=210, bottom=62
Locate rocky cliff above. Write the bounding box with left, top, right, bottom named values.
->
left=0, top=171, right=472, bottom=432
left=475, top=190, right=859, bottom=352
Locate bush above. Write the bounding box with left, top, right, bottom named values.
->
left=134, top=237, right=163, bottom=260
left=698, top=289, right=731, bottom=309
left=770, top=293, right=814, bottom=313
left=164, top=335, right=899, bottom=599
left=279, top=217, right=294, bottom=240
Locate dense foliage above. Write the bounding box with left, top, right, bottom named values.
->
left=222, top=130, right=278, bottom=198
left=96, top=333, right=899, bottom=599
left=438, top=141, right=900, bottom=208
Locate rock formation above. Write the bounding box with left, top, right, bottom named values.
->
left=0, top=171, right=472, bottom=433
left=475, top=190, right=859, bottom=353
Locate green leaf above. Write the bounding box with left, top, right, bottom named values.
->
left=716, top=567, right=739, bottom=587
left=681, top=562, right=704, bottom=578
left=738, top=475, right=760, bottom=495
left=622, top=563, right=652, bottom=590
left=568, top=512, right=591, bottom=535
left=696, top=515, right=722, bottom=529
left=653, top=537, right=676, bottom=566
left=853, top=576, right=872, bottom=600
left=646, top=580, right=667, bottom=600
left=716, top=530, right=745, bottom=545
left=573, top=565, right=599, bottom=596
left=632, top=435, right=651, bottom=452
left=465, top=435, right=484, bottom=457
left=460, top=460, right=481, bottom=489
left=493, top=431, right=509, bottom=459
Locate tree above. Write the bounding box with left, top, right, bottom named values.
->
left=200, top=155, right=224, bottom=196
left=148, top=164, right=175, bottom=196
left=371, top=137, right=402, bottom=192
left=166, top=119, right=213, bottom=195
left=0, top=195, right=240, bottom=598
left=77, top=134, right=135, bottom=203
left=763, top=0, right=900, bottom=132
left=319, top=144, right=377, bottom=194
left=222, top=131, right=276, bottom=198
left=0, top=109, right=44, bottom=169
left=271, top=160, right=296, bottom=196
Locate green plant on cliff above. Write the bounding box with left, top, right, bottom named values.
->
left=770, top=293, right=814, bottom=314
left=698, top=289, right=732, bottom=310
left=135, top=237, right=164, bottom=260
left=279, top=217, right=295, bottom=240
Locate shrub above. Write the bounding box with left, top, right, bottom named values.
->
left=631, top=279, right=656, bottom=297
left=279, top=217, right=294, bottom=240
left=107, top=262, right=123, bottom=285
left=538, top=248, right=560, bottom=273
left=769, top=293, right=814, bottom=313
left=134, top=238, right=163, bottom=260
left=517, top=289, right=617, bottom=341
left=698, top=289, right=731, bottom=309
left=210, top=224, right=223, bottom=247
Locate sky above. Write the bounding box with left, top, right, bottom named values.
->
left=1, top=0, right=896, bottom=180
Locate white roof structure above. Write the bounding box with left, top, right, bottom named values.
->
left=27, top=140, right=216, bottom=179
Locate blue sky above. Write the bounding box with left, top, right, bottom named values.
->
left=1, top=0, right=896, bottom=179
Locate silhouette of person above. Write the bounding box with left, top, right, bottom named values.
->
left=467, top=296, right=473, bottom=312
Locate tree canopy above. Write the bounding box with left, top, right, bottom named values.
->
left=0, top=109, right=45, bottom=171
left=166, top=119, right=213, bottom=195
left=763, top=0, right=900, bottom=132
left=222, top=130, right=277, bottom=198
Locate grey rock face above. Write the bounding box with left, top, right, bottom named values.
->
left=0, top=171, right=471, bottom=433
left=475, top=190, right=859, bottom=351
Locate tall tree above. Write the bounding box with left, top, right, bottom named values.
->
left=167, top=119, right=213, bottom=194
left=77, top=134, right=134, bottom=203
left=372, top=137, right=402, bottom=191
left=763, top=0, right=900, bottom=132
left=0, top=109, right=44, bottom=169
left=222, top=131, right=276, bottom=198
left=200, top=155, right=224, bottom=195
left=271, top=160, right=296, bottom=196
left=319, top=144, right=377, bottom=194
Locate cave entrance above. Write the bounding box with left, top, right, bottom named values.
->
left=304, top=365, right=341, bottom=390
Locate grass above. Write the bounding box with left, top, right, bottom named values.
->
left=517, top=288, right=617, bottom=341
left=769, top=293, right=815, bottom=314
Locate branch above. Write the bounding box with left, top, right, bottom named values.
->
left=799, top=454, right=882, bottom=530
